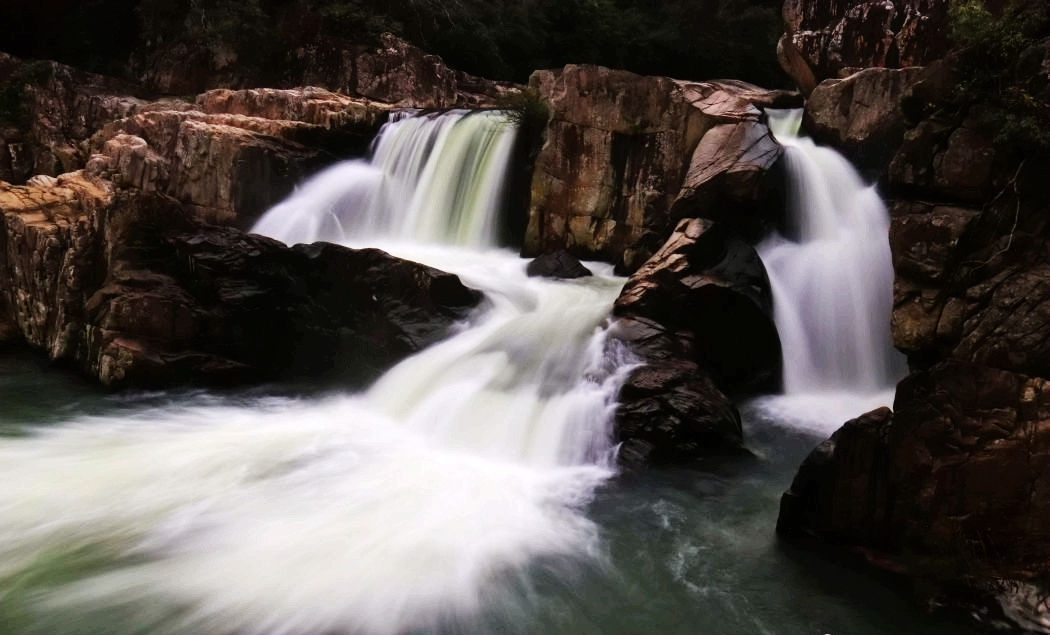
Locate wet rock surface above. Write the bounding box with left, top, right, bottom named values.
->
left=611, top=218, right=781, bottom=465
left=780, top=0, right=950, bottom=91
left=0, top=179, right=479, bottom=388
left=525, top=250, right=592, bottom=279
left=524, top=65, right=798, bottom=274
left=778, top=26, right=1050, bottom=628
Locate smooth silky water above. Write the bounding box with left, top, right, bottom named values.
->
left=0, top=110, right=983, bottom=634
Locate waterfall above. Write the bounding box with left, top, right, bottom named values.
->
left=0, top=110, right=635, bottom=634
left=752, top=109, right=906, bottom=432
left=252, top=109, right=518, bottom=248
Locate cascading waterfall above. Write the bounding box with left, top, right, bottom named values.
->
left=253, top=109, right=518, bottom=248
left=753, top=109, right=907, bottom=431
left=0, top=110, right=635, bottom=634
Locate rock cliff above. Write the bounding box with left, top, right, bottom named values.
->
left=776, top=4, right=1050, bottom=625
left=779, top=0, right=950, bottom=93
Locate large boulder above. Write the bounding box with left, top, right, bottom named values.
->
left=524, top=65, right=798, bottom=274
left=525, top=250, right=592, bottom=279
left=780, top=0, right=950, bottom=92
left=611, top=217, right=781, bottom=465
left=803, top=66, right=926, bottom=177
left=778, top=362, right=1050, bottom=624
left=0, top=176, right=479, bottom=388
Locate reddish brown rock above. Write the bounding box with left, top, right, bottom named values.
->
left=780, top=0, right=950, bottom=88
left=0, top=177, right=479, bottom=388
left=611, top=217, right=782, bottom=465
left=804, top=66, right=926, bottom=175
left=0, top=53, right=147, bottom=183
left=779, top=361, right=1050, bottom=596
left=524, top=65, right=798, bottom=273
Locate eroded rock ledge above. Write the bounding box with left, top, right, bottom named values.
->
left=0, top=174, right=479, bottom=388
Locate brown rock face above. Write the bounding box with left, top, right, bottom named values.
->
left=0, top=54, right=395, bottom=228
left=0, top=53, right=145, bottom=183
left=82, top=88, right=391, bottom=227
left=0, top=179, right=479, bottom=388
left=525, top=65, right=797, bottom=273
left=611, top=218, right=782, bottom=465
left=804, top=66, right=926, bottom=176
left=780, top=0, right=950, bottom=91
left=779, top=361, right=1050, bottom=586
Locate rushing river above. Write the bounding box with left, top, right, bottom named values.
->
left=0, top=110, right=986, bottom=634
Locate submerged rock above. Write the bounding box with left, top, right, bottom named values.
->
left=0, top=178, right=480, bottom=388
left=525, top=250, right=592, bottom=279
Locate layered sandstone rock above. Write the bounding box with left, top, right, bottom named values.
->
left=0, top=53, right=147, bottom=183
left=611, top=218, right=781, bottom=465
left=0, top=176, right=479, bottom=388
left=524, top=65, right=798, bottom=273
left=780, top=0, right=950, bottom=92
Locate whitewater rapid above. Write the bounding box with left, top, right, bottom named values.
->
left=0, top=111, right=636, bottom=634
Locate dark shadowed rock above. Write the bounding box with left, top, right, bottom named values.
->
left=780, top=0, right=950, bottom=89
left=776, top=35, right=1050, bottom=627
left=779, top=362, right=1049, bottom=601
left=525, top=250, right=592, bottom=279
left=0, top=179, right=479, bottom=388
left=610, top=217, right=782, bottom=466
left=611, top=316, right=744, bottom=467
left=615, top=218, right=781, bottom=392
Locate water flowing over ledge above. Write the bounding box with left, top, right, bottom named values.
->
left=751, top=108, right=907, bottom=433
left=0, top=109, right=639, bottom=634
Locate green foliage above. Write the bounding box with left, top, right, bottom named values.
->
left=948, top=0, right=1050, bottom=154
left=495, top=87, right=550, bottom=136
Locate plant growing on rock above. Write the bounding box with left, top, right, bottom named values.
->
left=948, top=0, right=1050, bottom=154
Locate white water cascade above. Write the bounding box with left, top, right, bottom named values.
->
left=752, top=109, right=907, bottom=432
left=253, top=109, right=518, bottom=247
left=0, top=111, right=635, bottom=634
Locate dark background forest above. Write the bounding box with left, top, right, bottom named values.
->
left=0, top=0, right=787, bottom=89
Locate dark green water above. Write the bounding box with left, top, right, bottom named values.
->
left=0, top=349, right=994, bottom=634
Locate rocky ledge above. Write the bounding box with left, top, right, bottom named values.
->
left=0, top=173, right=479, bottom=388
left=524, top=65, right=800, bottom=274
